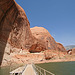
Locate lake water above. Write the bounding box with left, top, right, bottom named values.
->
left=0, top=61, right=75, bottom=75
left=0, top=66, right=10, bottom=75
left=0, top=64, right=23, bottom=75
left=37, top=61, right=75, bottom=75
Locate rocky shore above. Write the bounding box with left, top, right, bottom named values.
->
left=1, top=49, right=75, bottom=67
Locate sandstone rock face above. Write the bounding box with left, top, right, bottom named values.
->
left=31, top=26, right=66, bottom=52
left=29, top=43, right=46, bottom=53
left=72, top=48, right=75, bottom=54
left=56, top=42, right=66, bottom=52
left=44, top=50, right=66, bottom=60
left=0, top=0, right=43, bottom=66
left=0, top=0, right=37, bottom=49
left=0, top=0, right=66, bottom=66
left=31, top=26, right=58, bottom=50
left=44, top=50, right=55, bottom=60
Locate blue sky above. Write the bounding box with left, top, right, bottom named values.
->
left=15, top=0, right=75, bottom=46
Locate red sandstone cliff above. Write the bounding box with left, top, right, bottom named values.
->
left=0, top=0, right=44, bottom=66
left=30, top=26, right=66, bottom=52
left=0, top=0, right=66, bottom=66
left=0, top=0, right=37, bottom=49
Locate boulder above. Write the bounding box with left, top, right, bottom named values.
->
left=67, top=48, right=75, bottom=55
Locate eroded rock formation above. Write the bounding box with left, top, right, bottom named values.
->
left=29, top=43, right=46, bottom=53
left=31, top=26, right=58, bottom=50
left=0, top=0, right=44, bottom=66
left=30, top=26, right=66, bottom=52
left=0, top=0, right=40, bottom=50
left=0, top=0, right=66, bottom=66
left=56, top=42, right=66, bottom=52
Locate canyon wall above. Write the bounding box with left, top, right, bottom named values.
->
left=0, top=0, right=66, bottom=66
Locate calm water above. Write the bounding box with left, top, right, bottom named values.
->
left=0, top=66, right=10, bottom=75
left=0, top=64, right=23, bottom=75
left=37, top=61, right=75, bottom=75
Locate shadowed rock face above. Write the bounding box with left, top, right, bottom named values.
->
left=0, top=0, right=37, bottom=49
left=0, top=0, right=40, bottom=66
left=0, top=0, right=47, bottom=66
left=0, top=0, right=15, bottom=66
left=29, top=43, right=46, bottom=53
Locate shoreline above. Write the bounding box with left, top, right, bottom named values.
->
left=1, top=59, right=75, bottom=67
left=1, top=53, right=75, bottom=67
left=34, top=59, right=75, bottom=64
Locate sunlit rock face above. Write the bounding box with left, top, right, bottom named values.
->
left=56, top=42, right=66, bottom=52
left=31, top=27, right=58, bottom=50
left=31, top=26, right=66, bottom=52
